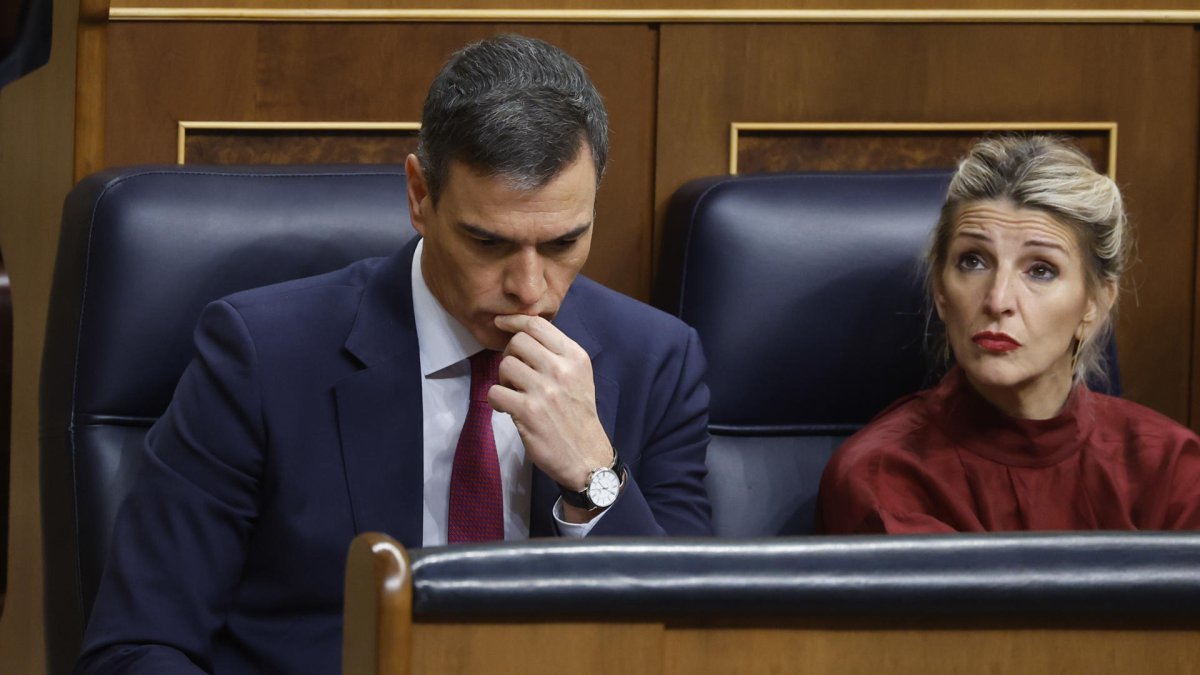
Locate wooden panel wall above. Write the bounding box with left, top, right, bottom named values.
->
left=100, top=22, right=659, bottom=300
left=405, top=620, right=1200, bottom=674
left=0, top=0, right=80, bottom=671
left=661, top=625, right=1200, bottom=675
left=655, top=23, right=1199, bottom=423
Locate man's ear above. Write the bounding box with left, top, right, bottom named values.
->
left=405, top=154, right=431, bottom=237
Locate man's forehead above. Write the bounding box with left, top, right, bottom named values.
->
left=437, top=149, right=598, bottom=236
left=444, top=140, right=598, bottom=188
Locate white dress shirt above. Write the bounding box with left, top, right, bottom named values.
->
left=412, top=240, right=600, bottom=546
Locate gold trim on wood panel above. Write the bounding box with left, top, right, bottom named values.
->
left=728, top=121, right=1118, bottom=179
left=111, top=8, right=1200, bottom=23
left=176, top=120, right=421, bottom=163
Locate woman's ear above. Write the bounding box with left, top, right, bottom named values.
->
left=1081, top=280, right=1118, bottom=336
left=931, top=273, right=947, bottom=320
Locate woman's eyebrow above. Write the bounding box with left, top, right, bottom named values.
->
left=954, top=230, right=992, bottom=243
left=1024, top=238, right=1068, bottom=253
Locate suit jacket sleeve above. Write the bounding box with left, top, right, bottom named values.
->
left=76, top=300, right=265, bottom=675
left=588, top=326, right=713, bottom=537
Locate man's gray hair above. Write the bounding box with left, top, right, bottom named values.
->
left=927, top=134, right=1131, bottom=387
left=417, top=34, right=609, bottom=205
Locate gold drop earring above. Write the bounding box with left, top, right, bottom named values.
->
left=1069, top=327, right=1085, bottom=375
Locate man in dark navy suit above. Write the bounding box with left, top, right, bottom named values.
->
left=77, top=34, right=712, bottom=674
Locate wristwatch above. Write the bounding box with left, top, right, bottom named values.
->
left=558, top=449, right=626, bottom=511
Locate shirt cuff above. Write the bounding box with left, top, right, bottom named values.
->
left=552, top=497, right=609, bottom=538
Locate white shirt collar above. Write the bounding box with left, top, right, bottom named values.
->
left=411, top=239, right=484, bottom=377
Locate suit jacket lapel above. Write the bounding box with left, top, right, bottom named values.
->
left=529, top=282, right=620, bottom=536
left=333, top=257, right=620, bottom=543
left=335, top=238, right=424, bottom=549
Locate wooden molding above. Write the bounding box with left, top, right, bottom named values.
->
left=109, top=7, right=1200, bottom=23
left=80, top=0, right=112, bottom=23
left=343, top=533, right=412, bottom=675
left=74, top=24, right=107, bottom=181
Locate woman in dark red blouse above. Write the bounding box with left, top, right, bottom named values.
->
left=818, top=135, right=1200, bottom=533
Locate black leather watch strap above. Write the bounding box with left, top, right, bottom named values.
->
left=558, top=482, right=592, bottom=509
left=558, top=448, right=622, bottom=509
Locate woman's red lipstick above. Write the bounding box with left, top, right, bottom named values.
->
left=972, top=331, right=1021, bottom=353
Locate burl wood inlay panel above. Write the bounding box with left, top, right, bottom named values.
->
left=736, top=130, right=1109, bottom=175
left=183, top=128, right=420, bottom=165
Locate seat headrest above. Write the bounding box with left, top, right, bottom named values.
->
left=657, top=171, right=953, bottom=434
left=44, top=164, right=415, bottom=421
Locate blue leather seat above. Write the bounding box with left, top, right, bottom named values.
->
left=39, top=164, right=416, bottom=675
left=656, top=171, right=1119, bottom=537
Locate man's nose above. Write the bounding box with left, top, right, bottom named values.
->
left=503, top=248, right=547, bottom=308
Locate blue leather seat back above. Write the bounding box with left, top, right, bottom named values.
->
left=40, top=164, right=415, bottom=674
left=702, top=435, right=846, bottom=537
left=660, top=172, right=952, bottom=430
left=658, top=171, right=959, bottom=537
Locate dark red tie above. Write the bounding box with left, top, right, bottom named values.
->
left=447, top=350, right=505, bottom=543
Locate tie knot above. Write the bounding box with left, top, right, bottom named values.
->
left=469, top=350, right=502, bottom=402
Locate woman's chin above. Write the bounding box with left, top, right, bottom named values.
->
left=959, top=358, right=1034, bottom=392
left=961, top=354, right=1071, bottom=396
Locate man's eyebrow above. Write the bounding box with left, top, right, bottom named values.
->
left=553, top=223, right=593, bottom=242
left=458, top=222, right=510, bottom=243
left=457, top=221, right=593, bottom=243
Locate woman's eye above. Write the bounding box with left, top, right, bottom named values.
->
left=1028, top=263, right=1059, bottom=281
left=957, top=253, right=986, bottom=270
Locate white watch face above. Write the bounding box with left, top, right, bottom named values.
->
left=587, top=467, right=621, bottom=508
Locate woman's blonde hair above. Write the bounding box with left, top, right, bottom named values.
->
left=927, top=134, right=1130, bottom=386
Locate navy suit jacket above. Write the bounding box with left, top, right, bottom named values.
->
left=77, top=238, right=712, bottom=674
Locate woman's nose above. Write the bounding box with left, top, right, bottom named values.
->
left=982, top=271, right=1016, bottom=316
